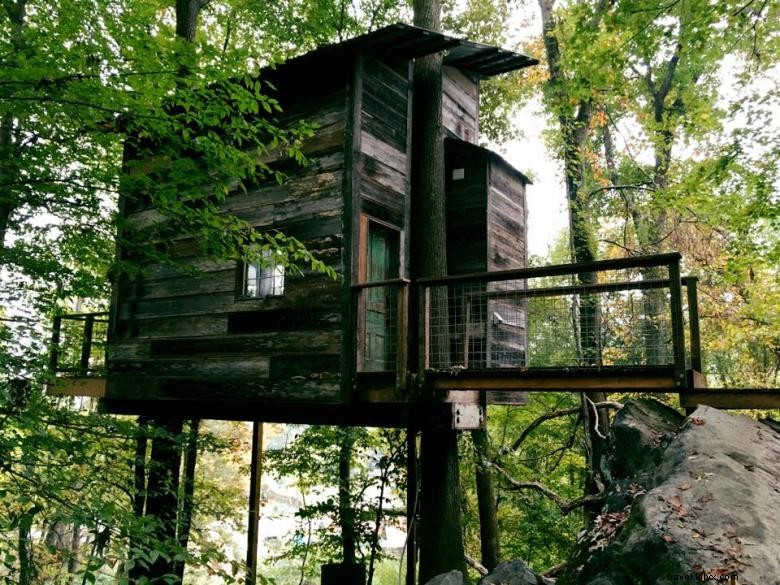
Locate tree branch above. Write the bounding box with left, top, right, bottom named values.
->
left=587, top=183, right=656, bottom=198
left=465, top=553, right=488, bottom=576
left=508, top=401, right=623, bottom=452
left=491, top=462, right=606, bottom=514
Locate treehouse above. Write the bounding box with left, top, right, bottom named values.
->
left=52, top=24, right=759, bottom=422
left=47, top=24, right=536, bottom=425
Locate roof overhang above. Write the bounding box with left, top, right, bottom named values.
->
left=280, top=23, right=539, bottom=78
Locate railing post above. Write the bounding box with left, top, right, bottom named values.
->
left=397, top=282, right=408, bottom=390
left=49, top=315, right=62, bottom=372
left=685, top=277, right=702, bottom=372
left=422, top=285, right=431, bottom=372
left=668, top=259, right=686, bottom=389
left=352, top=287, right=361, bottom=382
left=79, top=314, right=95, bottom=376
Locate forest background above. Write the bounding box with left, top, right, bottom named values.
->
left=0, top=0, right=778, bottom=583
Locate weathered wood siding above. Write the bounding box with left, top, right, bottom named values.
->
left=445, top=140, right=488, bottom=275
left=487, top=158, right=527, bottom=271
left=442, top=66, right=479, bottom=144
left=107, top=64, right=351, bottom=406
left=356, top=54, right=412, bottom=272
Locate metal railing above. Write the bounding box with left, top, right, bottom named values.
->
left=419, top=253, right=692, bottom=384
left=49, top=312, right=109, bottom=377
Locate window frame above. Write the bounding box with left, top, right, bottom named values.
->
left=237, top=249, right=286, bottom=300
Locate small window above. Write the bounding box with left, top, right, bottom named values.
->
left=243, top=250, right=285, bottom=298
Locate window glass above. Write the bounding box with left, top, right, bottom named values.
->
left=244, top=249, right=285, bottom=298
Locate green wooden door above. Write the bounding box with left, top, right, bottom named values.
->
left=364, top=225, right=399, bottom=371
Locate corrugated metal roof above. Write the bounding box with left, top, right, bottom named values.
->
left=282, top=23, right=538, bottom=78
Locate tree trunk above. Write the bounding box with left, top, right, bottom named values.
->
left=412, top=0, right=467, bottom=580
left=338, top=427, right=356, bottom=565
left=0, top=0, right=27, bottom=251
left=173, top=419, right=200, bottom=581
left=17, top=507, right=35, bottom=585
left=418, top=422, right=467, bottom=582
left=175, top=0, right=200, bottom=43
left=538, top=0, right=610, bottom=516
left=144, top=418, right=183, bottom=582
left=471, top=429, right=499, bottom=571
left=128, top=416, right=148, bottom=583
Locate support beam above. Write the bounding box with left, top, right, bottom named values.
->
left=681, top=391, right=780, bottom=410
left=247, top=422, right=264, bottom=584
left=406, top=427, right=418, bottom=585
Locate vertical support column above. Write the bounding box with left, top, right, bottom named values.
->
left=685, top=277, right=702, bottom=372
left=668, top=259, right=686, bottom=390
left=406, top=427, right=417, bottom=585
left=49, top=315, right=62, bottom=372
left=246, top=422, right=264, bottom=585
left=79, top=314, right=95, bottom=376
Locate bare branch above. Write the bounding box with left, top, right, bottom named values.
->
left=587, top=184, right=655, bottom=198
left=465, top=553, right=488, bottom=576
left=508, top=401, right=623, bottom=452
left=491, top=463, right=606, bottom=514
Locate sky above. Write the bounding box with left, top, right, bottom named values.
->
left=495, top=98, right=569, bottom=259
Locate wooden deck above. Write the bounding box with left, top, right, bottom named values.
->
left=48, top=377, right=107, bottom=398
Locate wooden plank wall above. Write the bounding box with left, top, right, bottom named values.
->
left=442, top=66, right=479, bottom=145
left=445, top=140, right=488, bottom=275
left=108, top=68, right=350, bottom=406
left=357, top=55, right=412, bottom=248
left=487, top=158, right=527, bottom=271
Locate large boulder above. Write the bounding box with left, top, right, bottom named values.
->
left=560, top=400, right=780, bottom=585
left=479, top=559, right=553, bottom=585
left=423, top=570, right=464, bottom=585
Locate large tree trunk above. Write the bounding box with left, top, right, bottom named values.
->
left=412, top=0, right=467, bottom=580
left=144, top=418, right=184, bottom=582
left=17, top=507, right=35, bottom=585
left=471, top=429, right=499, bottom=571
left=0, top=0, right=27, bottom=251
left=175, top=0, right=200, bottom=43
left=128, top=416, right=148, bottom=583
left=538, top=0, right=610, bottom=515
left=338, top=427, right=356, bottom=565
left=418, top=423, right=467, bottom=582
left=173, top=419, right=200, bottom=581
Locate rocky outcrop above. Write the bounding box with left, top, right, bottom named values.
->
left=423, top=570, right=464, bottom=585
left=422, top=559, right=552, bottom=585
left=559, top=399, right=780, bottom=585
left=479, top=559, right=553, bottom=585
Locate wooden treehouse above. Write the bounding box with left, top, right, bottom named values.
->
left=49, top=24, right=780, bottom=422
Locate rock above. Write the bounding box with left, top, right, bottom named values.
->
left=479, top=559, right=553, bottom=585
left=423, top=570, right=464, bottom=585
left=559, top=400, right=780, bottom=585
left=603, top=399, right=683, bottom=482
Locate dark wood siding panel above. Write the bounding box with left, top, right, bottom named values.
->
left=443, top=66, right=479, bottom=144
left=106, top=377, right=342, bottom=404
left=150, top=330, right=342, bottom=356
left=111, top=355, right=271, bottom=380
left=118, top=278, right=342, bottom=320
left=361, top=56, right=409, bottom=152
left=446, top=142, right=488, bottom=274
left=357, top=53, right=412, bottom=285
left=115, top=314, right=228, bottom=340
left=487, top=161, right=527, bottom=271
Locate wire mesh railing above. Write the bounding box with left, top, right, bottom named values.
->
left=419, top=254, right=689, bottom=378
left=49, top=312, right=109, bottom=377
